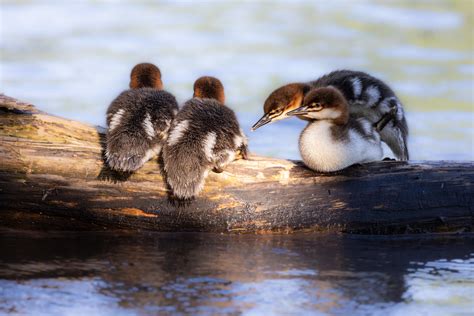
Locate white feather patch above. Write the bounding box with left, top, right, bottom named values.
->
left=378, top=97, right=394, bottom=113
left=167, top=120, right=189, bottom=146
left=203, top=132, right=217, bottom=162
left=350, top=77, right=363, bottom=98
left=143, top=113, right=155, bottom=139
left=396, top=101, right=404, bottom=121
left=358, top=118, right=380, bottom=143
left=365, top=85, right=381, bottom=107
left=233, top=134, right=243, bottom=148
left=299, top=120, right=382, bottom=172
left=358, top=118, right=373, bottom=136
left=109, top=109, right=125, bottom=131
left=378, top=97, right=404, bottom=121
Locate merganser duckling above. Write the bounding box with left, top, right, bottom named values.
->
left=162, top=76, right=248, bottom=200
left=287, top=86, right=383, bottom=172
left=105, top=63, right=178, bottom=172
left=252, top=70, right=409, bottom=160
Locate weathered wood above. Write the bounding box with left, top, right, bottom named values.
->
left=0, top=94, right=472, bottom=233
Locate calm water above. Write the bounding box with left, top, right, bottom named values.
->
left=0, top=230, right=473, bottom=316
left=1, top=1, right=474, bottom=315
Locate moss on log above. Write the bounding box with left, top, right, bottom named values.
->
left=0, top=94, right=472, bottom=233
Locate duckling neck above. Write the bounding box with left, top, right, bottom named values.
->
left=193, top=90, right=225, bottom=104
left=332, top=111, right=349, bottom=126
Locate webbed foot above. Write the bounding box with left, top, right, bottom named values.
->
left=212, top=167, right=224, bottom=173
left=236, top=144, right=249, bottom=160
left=374, top=107, right=397, bottom=132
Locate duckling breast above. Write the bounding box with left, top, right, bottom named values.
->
left=299, top=120, right=382, bottom=172
left=299, top=121, right=350, bottom=172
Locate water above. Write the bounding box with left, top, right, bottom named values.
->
left=0, top=230, right=473, bottom=315
left=1, top=0, right=473, bottom=160
left=1, top=1, right=474, bottom=315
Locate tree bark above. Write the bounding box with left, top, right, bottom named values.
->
left=0, top=94, right=472, bottom=233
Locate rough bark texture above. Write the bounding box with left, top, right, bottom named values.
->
left=0, top=94, right=472, bottom=233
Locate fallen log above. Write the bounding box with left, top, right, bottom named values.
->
left=0, top=94, right=472, bottom=233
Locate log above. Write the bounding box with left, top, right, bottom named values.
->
left=0, top=94, right=472, bottom=234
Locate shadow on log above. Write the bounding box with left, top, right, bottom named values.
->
left=0, top=94, right=472, bottom=233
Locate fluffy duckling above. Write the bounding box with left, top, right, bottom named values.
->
left=252, top=70, right=409, bottom=161
left=105, top=63, right=178, bottom=172
left=287, top=86, right=383, bottom=172
left=162, top=76, right=248, bottom=201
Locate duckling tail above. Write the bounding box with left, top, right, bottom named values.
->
left=162, top=144, right=209, bottom=201
left=105, top=132, right=154, bottom=172
left=380, top=118, right=409, bottom=161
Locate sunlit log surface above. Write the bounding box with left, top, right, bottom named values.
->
left=0, top=94, right=472, bottom=234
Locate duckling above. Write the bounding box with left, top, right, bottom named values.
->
left=162, top=76, right=248, bottom=200
left=287, top=86, right=383, bottom=172
left=105, top=63, right=178, bottom=172
left=252, top=70, right=409, bottom=161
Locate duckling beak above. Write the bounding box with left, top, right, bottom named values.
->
left=251, top=113, right=273, bottom=131
left=287, top=105, right=310, bottom=116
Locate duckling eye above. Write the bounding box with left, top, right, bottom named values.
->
left=271, top=109, right=282, bottom=116
left=310, top=102, right=323, bottom=110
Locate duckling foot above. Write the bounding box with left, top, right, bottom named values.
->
left=236, top=144, right=249, bottom=160
left=374, top=107, right=397, bottom=132
left=212, top=167, right=224, bottom=173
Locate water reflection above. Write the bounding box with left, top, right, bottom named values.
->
left=0, top=231, right=473, bottom=315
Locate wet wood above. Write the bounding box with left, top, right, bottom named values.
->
left=0, top=94, right=472, bottom=234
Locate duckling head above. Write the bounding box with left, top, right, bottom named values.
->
left=287, top=86, right=349, bottom=125
left=193, top=76, right=225, bottom=104
left=251, top=83, right=310, bottom=131
left=129, top=63, right=163, bottom=90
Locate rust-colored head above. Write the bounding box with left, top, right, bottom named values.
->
left=193, top=76, right=225, bottom=104
left=129, top=63, right=163, bottom=90
left=252, top=83, right=311, bottom=131
left=287, top=86, right=349, bottom=125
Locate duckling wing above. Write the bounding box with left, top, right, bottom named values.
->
left=312, top=70, right=409, bottom=160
